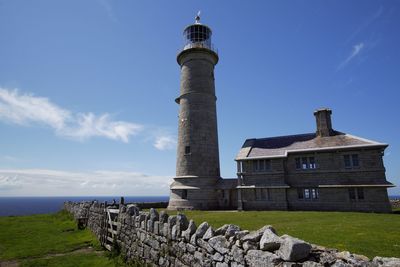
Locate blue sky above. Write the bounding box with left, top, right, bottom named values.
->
left=0, top=1, right=399, bottom=196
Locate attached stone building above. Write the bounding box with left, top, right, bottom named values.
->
left=234, top=108, right=394, bottom=213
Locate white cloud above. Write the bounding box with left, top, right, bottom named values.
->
left=337, top=42, right=365, bottom=70
left=0, top=169, right=172, bottom=196
left=154, top=135, right=176, bottom=151
left=0, top=88, right=142, bottom=143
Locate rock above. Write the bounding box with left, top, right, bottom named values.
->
left=209, top=236, right=229, bottom=255
left=182, top=220, right=197, bottom=242
left=159, top=211, right=169, bottom=223
left=231, top=263, right=245, bottom=267
left=171, top=224, right=178, bottom=240
left=153, top=221, right=160, bottom=235
left=213, top=252, right=224, bottom=262
left=225, top=224, right=241, bottom=238
left=202, top=226, right=214, bottom=241
left=243, top=241, right=258, bottom=252
left=190, top=233, right=197, bottom=245
left=126, top=204, right=139, bottom=216
left=197, top=238, right=215, bottom=254
left=331, top=259, right=353, bottom=267
left=336, top=251, right=371, bottom=266
left=195, top=222, right=210, bottom=238
left=186, top=243, right=196, bottom=254
left=215, top=224, right=230, bottom=235
left=373, top=257, right=400, bottom=267
left=149, top=208, right=159, bottom=222
left=245, top=250, right=281, bottom=267
left=277, top=235, right=311, bottom=262
left=216, top=262, right=229, bottom=267
left=259, top=228, right=282, bottom=251
left=231, top=245, right=245, bottom=264
left=168, top=215, right=177, bottom=228
left=176, top=213, right=189, bottom=231
left=242, top=225, right=275, bottom=243
left=302, top=261, right=323, bottom=267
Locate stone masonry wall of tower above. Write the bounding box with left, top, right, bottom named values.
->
left=176, top=50, right=220, bottom=178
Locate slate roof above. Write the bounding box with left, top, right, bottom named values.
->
left=236, top=131, right=387, bottom=160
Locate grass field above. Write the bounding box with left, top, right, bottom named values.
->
left=170, top=209, right=400, bottom=259
left=0, top=210, right=117, bottom=266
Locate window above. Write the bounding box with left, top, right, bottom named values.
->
left=298, top=188, right=319, bottom=200
left=304, top=189, right=310, bottom=199
left=357, top=188, right=364, bottom=199
left=349, top=188, right=364, bottom=200
left=252, top=160, right=271, bottom=172
left=297, top=188, right=304, bottom=199
left=185, top=146, right=191, bottom=154
left=295, top=158, right=301, bottom=169
left=296, top=157, right=317, bottom=170
left=255, top=188, right=270, bottom=201
left=352, top=154, right=359, bottom=167
left=344, top=154, right=360, bottom=168
left=181, top=189, right=187, bottom=199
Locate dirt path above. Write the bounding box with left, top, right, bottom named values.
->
left=0, top=246, right=105, bottom=267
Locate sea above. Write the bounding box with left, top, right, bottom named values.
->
left=0, top=196, right=169, bottom=217
left=0, top=195, right=399, bottom=217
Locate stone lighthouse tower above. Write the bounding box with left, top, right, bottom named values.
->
left=168, top=14, right=221, bottom=210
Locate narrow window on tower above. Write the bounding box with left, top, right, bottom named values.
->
left=182, top=190, right=187, bottom=199
left=185, top=146, right=191, bottom=155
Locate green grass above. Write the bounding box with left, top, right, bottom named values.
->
left=171, top=210, right=400, bottom=259
left=20, top=253, right=115, bottom=267
left=0, top=210, right=100, bottom=260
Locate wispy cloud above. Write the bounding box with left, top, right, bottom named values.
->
left=154, top=135, right=176, bottom=151
left=337, top=42, right=364, bottom=70
left=0, top=88, right=142, bottom=143
left=0, top=169, right=172, bottom=196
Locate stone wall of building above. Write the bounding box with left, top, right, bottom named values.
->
left=64, top=201, right=400, bottom=267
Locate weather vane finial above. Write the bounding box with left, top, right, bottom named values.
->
left=195, top=11, right=201, bottom=24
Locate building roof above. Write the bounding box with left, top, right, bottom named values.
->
left=236, top=131, right=388, bottom=160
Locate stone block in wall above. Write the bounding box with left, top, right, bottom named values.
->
left=242, top=225, right=275, bottom=243
left=149, top=208, right=159, bottom=221
left=225, top=224, right=241, bottom=238
left=147, top=219, right=154, bottom=232
left=231, top=262, right=245, bottom=267
left=162, top=223, right=169, bottom=237
left=126, top=204, right=139, bottom=216
left=153, top=221, right=159, bottom=235
left=260, top=228, right=283, bottom=252
left=182, top=220, right=196, bottom=242
left=243, top=241, right=258, bottom=252
left=190, top=233, right=197, bottom=245
left=373, top=257, right=400, bottom=267
left=195, top=222, right=209, bottom=238
left=171, top=225, right=178, bottom=240
left=277, top=235, right=311, bottom=262
left=159, top=211, right=169, bottom=223
left=197, top=238, right=215, bottom=254
left=208, top=236, right=229, bottom=255
left=176, top=213, right=189, bottom=231
left=213, top=252, right=224, bottom=262
left=245, top=250, right=281, bottom=267
left=202, top=226, right=214, bottom=241
left=186, top=243, right=196, bottom=254
left=302, top=261, right=324, bottom=267
left=231, top=245, right=245, bottom=265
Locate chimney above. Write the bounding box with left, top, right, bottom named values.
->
left=314, top=108, right=334, bottom=137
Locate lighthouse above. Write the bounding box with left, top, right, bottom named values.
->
left=168, top=13, right=221, bottom=210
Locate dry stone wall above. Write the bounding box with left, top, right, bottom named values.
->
left=64, top=201, right=400, bottom=267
